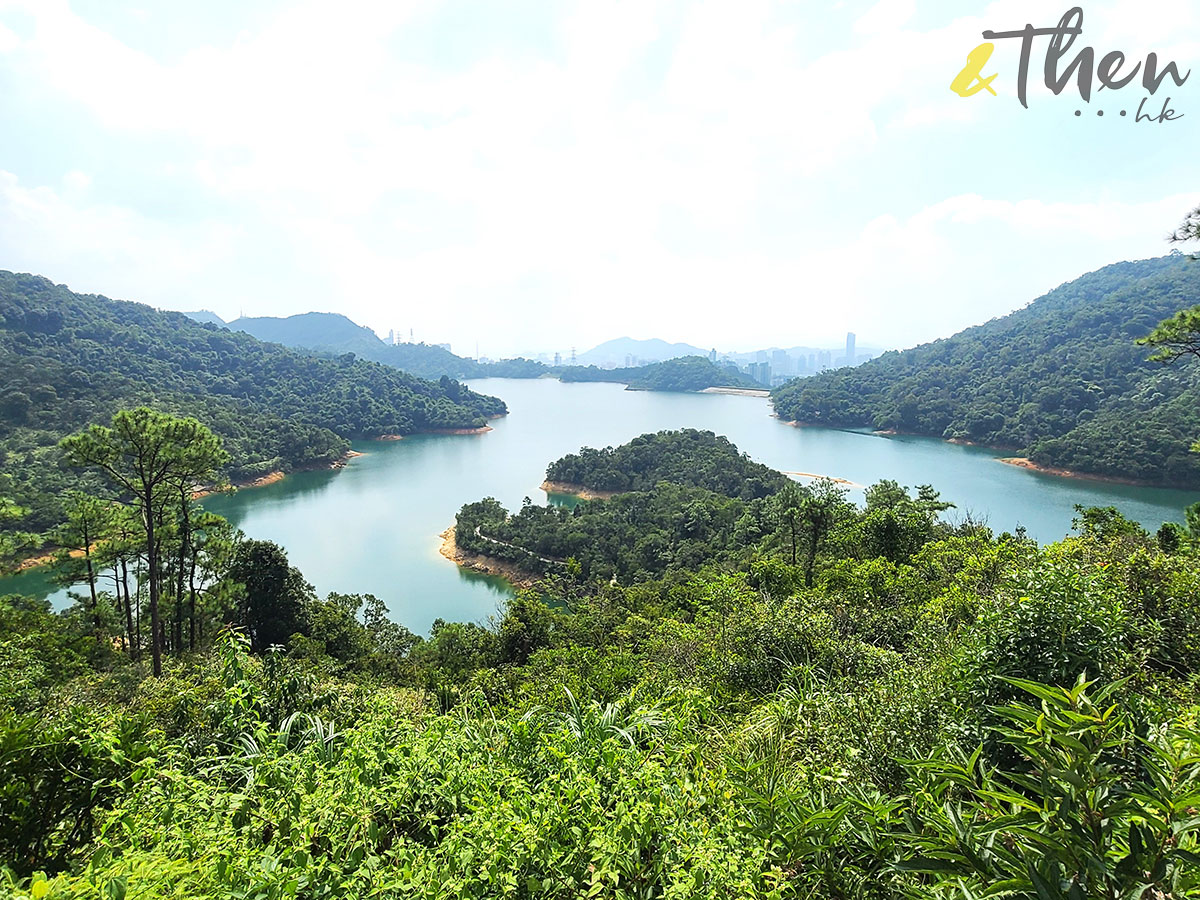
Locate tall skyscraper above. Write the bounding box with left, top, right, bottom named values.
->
left=845, top=331, right=856, bottom=365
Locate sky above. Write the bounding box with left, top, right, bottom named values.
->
left=0, top=0, right=1196, bottom=358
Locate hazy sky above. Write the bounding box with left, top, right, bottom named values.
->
left=0, top=0, right=1196, bottom=357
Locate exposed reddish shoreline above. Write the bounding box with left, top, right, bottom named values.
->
left=777, top=416, right=1168, bottom=488
left=997, top=457, right=1155, bottom=487
left=437, top=526, right=538, bottom=589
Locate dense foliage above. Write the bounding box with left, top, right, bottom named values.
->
left=771, top=254, right=1200, bottom=485
left=545, top=429, right=789, bottom=496
left=460, top=432, right=956, bottom=587
left=559, top=355, right=760, bottom=391
left=6, top=418, right=1200, bottom=897
left=0, top=272, right=506, bottom=533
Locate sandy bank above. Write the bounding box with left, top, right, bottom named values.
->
left=17, top=548, right=76, bottom=572
left=423, top=425, right=494, bottom=435
left=437, top=526, right=539, bottom=589
left=701, top=386, right=771, bottom=398
left=781, top=471, right=863, bottom=489
left=997, top=457, right=1151, bottom=487
left=192, top=449, right=363, bottom=499
left=540, top=480, right=620, bottom=500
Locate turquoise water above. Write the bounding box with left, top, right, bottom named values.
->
left=6, top=378, right=1198, bottom=633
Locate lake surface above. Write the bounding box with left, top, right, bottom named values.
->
left=6, top=377, right=1199, bottom=632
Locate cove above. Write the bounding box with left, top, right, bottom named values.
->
left=5, top=377, right=1198, bottom=633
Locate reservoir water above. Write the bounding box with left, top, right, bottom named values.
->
left=6, top=377, right=1199, bottom=633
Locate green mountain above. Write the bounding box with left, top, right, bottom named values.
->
left=0, top=272, right=506, bottom=532
left=771, top=254, right=1200, bottom=486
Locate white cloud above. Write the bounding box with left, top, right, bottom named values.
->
left=0, top=0, right=1193, bottom=354
left=854, top=0, right=916, bottom=35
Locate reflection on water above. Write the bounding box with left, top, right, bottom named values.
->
left=4, top=378, right=1198, bottom=633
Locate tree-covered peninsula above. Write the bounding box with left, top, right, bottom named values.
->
left=771, top=254, right=1200, bottom=486
left=544, top=428, right=789, bottom=497
left=559, top=355, right=762, bottom=392
left=0, top=272, right=506, bottom=534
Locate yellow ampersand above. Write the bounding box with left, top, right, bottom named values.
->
left=951, top=42, right=998, bottom=97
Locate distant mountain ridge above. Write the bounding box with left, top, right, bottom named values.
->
left=770, top=254, right=1200, bottom=487
left=183, top=309, right=225, bottom=325
left=576, top=337, right=711, bottom=367
left=231, top=312, right=388, bottom=360
left=228, top=311, right=541, bottom=381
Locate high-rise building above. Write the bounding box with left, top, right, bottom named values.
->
left=771, top=349, right=789, bottom=375
left=709, top=348, right=717, bottom=362
left=845, top=332, right=856, bottom=365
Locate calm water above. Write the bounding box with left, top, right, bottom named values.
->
left=6, top=378, right=1199, bottom=632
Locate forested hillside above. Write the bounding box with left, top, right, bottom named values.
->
left=0, top=272, right=505, bottom=532
left=771, top=254, right=1200, bottom=485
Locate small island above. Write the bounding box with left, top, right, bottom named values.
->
left=557, top=355, right=764, bottom=393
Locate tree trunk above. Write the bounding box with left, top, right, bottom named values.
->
left=122, top=557, right=137, bottom=659
left=805, top=529, right=818, bottom=589
left=188, top=554, right=198, bottom=651
left=175, top=488, right=190, bottom=655
left=80, top=517, right=101, bottom=637
left=145, top=498, right=162, bottom=677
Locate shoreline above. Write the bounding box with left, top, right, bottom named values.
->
left=997, top=457, right=1156, bottom=488
left=372, top=424, right=495, bottom=440
left=700, top=386, right=771, bottom=398
left=191, top=449, right=366, bottom=500
left=781, top=471, right=863, bottom=489
left=437, top=526, right=539, bottom=589
left=540, top=480, right=620, bottom=500
left=778, top=417, right=1171, bottom=488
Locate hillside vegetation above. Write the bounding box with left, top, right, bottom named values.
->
left=771, top=254, right=1200, bottom=485
left=6, top=419, right=1200, bottom=899
left=545, top=429, right=788, bottom=497
left=0, top=273, right=505, bottom=532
